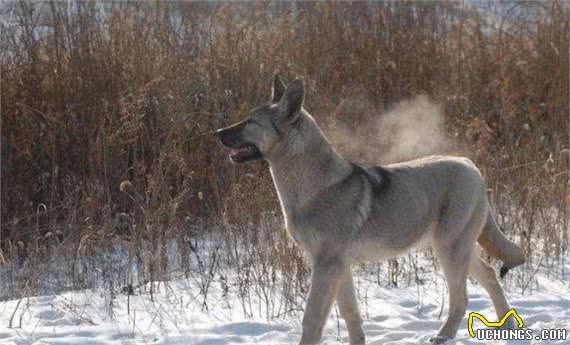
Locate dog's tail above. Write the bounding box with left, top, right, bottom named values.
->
left=478, top=208, right=526, bottom=278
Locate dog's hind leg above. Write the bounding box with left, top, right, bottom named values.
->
left=431, top=198, right=486, bottom=343
left=469, top=253, right=515, bottom=328
left=336, top=268, right=365, bottom=345
left=431, top=241, right=471, bottom=343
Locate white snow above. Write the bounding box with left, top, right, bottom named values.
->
left=1, top=257, right=568, bottom=345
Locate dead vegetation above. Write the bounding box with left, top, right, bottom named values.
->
left=0, top=1, right=568, bottom=305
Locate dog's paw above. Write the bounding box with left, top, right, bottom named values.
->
left=429, top=336, right=452, bottom=344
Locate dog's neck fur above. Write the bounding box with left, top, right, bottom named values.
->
left=267, top=110, right=352, bottom=213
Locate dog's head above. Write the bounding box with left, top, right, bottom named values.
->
left=215, top=75, right=305, bottom=163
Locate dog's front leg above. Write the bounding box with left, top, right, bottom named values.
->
left=299, top=256, right=344, bottom=345
left=337, top=268, right=365, bottom=344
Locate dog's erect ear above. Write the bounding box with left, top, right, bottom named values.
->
left=272, top=75, right=286, bottom=103
left=280, top=79, right=304, bottom=121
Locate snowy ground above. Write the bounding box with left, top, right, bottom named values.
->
left=1, top=258, right=569, bottom=345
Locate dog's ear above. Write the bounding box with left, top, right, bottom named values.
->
left=280, top=79, right=304, bottom=122
left=272, top=74, right=286, bottom=103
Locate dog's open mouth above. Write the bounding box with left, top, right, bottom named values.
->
left=227, top=144, right=262, bottom=163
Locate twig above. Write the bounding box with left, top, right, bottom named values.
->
left=8, top=298, right=22, bottom=328
left=18, top=297, right=30, bottom=328
left=521, top=255, right=544, bottom=295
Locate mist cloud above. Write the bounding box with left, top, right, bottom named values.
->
left=329, top=94, right=455, bottom=165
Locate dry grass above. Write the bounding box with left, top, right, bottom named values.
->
left=0, top=1, right=568, bottom=302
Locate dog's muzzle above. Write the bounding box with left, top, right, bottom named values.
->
left=215, top=126, right=262, bottom=164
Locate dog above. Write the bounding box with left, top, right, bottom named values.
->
left=215, top=76, right=525, bottom=344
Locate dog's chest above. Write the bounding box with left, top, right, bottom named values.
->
left=285, top=219, right=317, bottom=252
left=282, top=210, right=325, bottom=254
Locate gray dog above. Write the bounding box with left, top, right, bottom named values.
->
left=215, top=76, right=525, bottom=345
